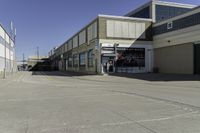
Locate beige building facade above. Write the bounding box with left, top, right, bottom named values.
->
left=49, top=15, right=153, bottom=74
left=49, top=1, right=200, bottom=75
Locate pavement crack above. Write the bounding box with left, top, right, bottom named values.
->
left=24, top=121, right=29, bottom=133
left=105, top=107, right=158, bottom=133
left=111, top=90, right=200, bottom=111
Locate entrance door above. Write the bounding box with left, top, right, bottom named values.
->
left=107, top=60, right=114, bottom=73
left=102, top=56, right=115, bottom=73
left=194, top=44, right=200, bottom=74
left=65, top=60, right=68, bottom=70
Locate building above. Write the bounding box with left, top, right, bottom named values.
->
left=27, top=56, right=50, bottom=71
left=153, top=6, right=200, bottom=74
left=0, top=23, right=16, bottom=78
left=126, top=0, right=196, bottom=22
left=49, top=0, right=200, bottom=75
left=126, top=0, right=200, bottom=74
left=17, top=61, right=28, bottom=71
left=49, top=15, right=153, bottom=74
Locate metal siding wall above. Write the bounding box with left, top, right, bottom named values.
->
left=87, top=21, right=97, bottom=42
left=106, top=20, right=146, bottom=39
left=87, top=25, right=92, bottom=42
left=0, top=26, right=16, bottom=74
left=156, top=5, right=192, bottom=22
left=73, top=36, right=78, bottom=48
left=68, top=40, right=73, bottom=50
left=153, top=24, right=200, bottom=49
left=5, top=34, right=9, bottom=44
left=136, top=23, right=141, bottom=38
left=128, top=22, right=136, bottom=38
left=11, top=40, right=14, bottom=47
left=79, top=30, right=86, bottom=45
left=122, top=22, right=129, bottom=38
left=64, top=43, right=68, bottom=52
left=0, top=57, right=4, bottom=71
left=93, top=22, right=97, bottom=38
left=141, top=23, right=146, bottom=38
left=0, top=26, right=4, bottom=38
left=6, top=59, right=11, bottom=71
left=114, top=21, right=122, bottom=37
left=10, top=51, right=14, bottom=61
left=0, top=43, right=4, bottom=57
left=154, top=12, right=200, bottom=36
left=6, top=47, right=10, bottom=59
left=107, top=20, right=114, bottom=37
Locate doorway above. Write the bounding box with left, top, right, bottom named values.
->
left=194, top=44, right=200, bottom=74
left=107, top=59, right=114, bottom=73
left=102, top=56, right=115, bottom=73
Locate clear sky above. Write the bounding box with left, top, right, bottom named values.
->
left=0, top=0, right=199, bottom=61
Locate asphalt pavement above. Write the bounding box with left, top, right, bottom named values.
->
left=0, top=71, right=200, bottom=133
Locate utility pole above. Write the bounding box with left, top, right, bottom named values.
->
left=23, top=53, right=25, bottom=71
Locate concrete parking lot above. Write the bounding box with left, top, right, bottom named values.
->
left=0, top=71, right=200, bottom=133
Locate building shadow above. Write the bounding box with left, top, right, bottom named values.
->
left=109, top=73, right=200, bottom=82
left=29, top=58, right=51, bottom=71
left=31, top=71, right=200, bottom=82
left=31, top=71, right=97, bottom=77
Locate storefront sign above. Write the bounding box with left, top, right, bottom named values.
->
left=102, top=53, right=116, bottom=57
left=101, top=47, right=115, bottom=54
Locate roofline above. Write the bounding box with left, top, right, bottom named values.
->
left=156, top=1, right=197, bottom=8
left=125, top=0, right=197, bottom=17
left=153, top=6, right=200, bottom=27
left=98, top=14, right=153, bottom=22
left=55, top=16, right=99, bottom=50
left=125, top=1, right=152, bottom=17
left=55, top=14, right=153, bottom=51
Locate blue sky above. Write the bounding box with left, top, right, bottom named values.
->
left=0, top=0, right=199, bottom=61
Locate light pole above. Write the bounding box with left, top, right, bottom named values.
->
left=3, top=31, right=6, bottom=79
left=14, top=28, right=16, bottom=73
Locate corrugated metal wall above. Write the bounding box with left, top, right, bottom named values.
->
left=106, top=20, right=146, bottom=39
left=0, top=25, right=15, bottom=73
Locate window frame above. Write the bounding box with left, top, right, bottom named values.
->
left=88, top=49, right=93, bottom=67
left=73, top=54, right=79, bottom=67
left=79, top=52, right=86, bottom=66
left=167, top=22, right=173, bottom=30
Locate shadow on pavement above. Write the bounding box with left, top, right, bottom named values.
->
left=32, top=71, right=97, bottom=77
left=109, top=73, right=200, bottom=82
left=32, top=71, right=200, bottom=82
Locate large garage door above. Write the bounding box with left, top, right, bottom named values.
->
left=194, top=44, right=200, bottom=74
left=154, top=43, right=194, bottom=74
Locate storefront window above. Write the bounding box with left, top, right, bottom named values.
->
left=88, top=49, right=93, bottom=67
left=116, top=48, right=145, bottom=67
left=79, top=52, right=86, bottom=66
left=68, top=54, right=72, bottom=67
left=73, top=54, right=78, bottom=67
